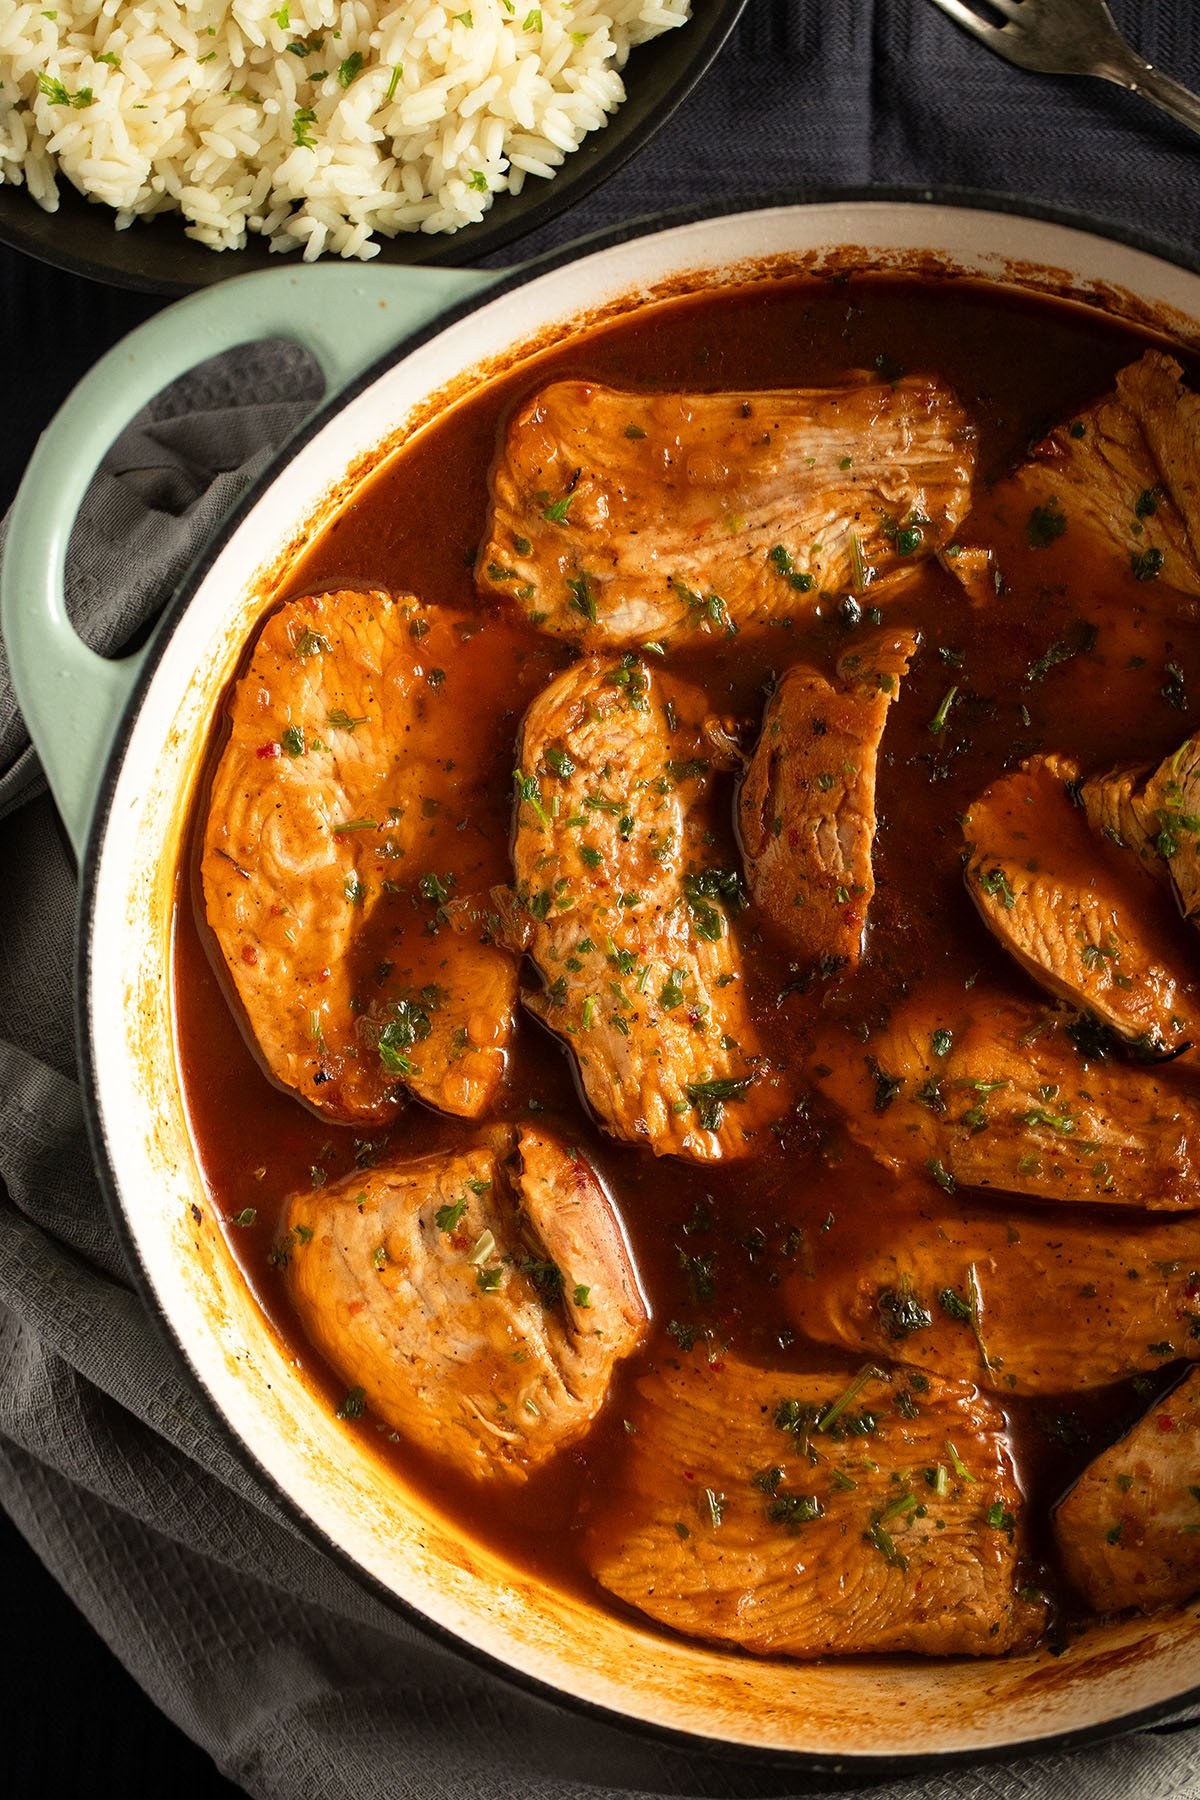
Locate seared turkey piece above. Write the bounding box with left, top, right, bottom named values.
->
left=1145, top=731, right=1200, bottom=923
left=478, top=377, right=975, bottom=645
left=813, top=993, right=1200, bottom=1208
left=1007, top=350, right=1200, bottom=596
left=1078, top=762, right=1164, bottom=876
left=509, top=653, right=790, bottom=1162
left=963, top=754, right=1199, bottom=1055
left=202, top=590, right=517, bottom=1125
left=286, top=1126, right=647, bottom=1482
left=1056, top=1370, right=1200, bottom=1614
left=585, top=1356, right=1044, bottom=1657
left=739, top=630, right=916, bottom=966
left=784, top=1185, right=1200, bottom=1395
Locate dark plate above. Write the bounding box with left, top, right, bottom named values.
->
left=0, top=1, right=746, bottom=294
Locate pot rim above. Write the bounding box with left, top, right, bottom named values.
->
left=75, top=184, right=1200, bottom=1775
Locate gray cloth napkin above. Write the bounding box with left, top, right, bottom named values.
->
left=6, top=1, right=1200, bottom=1795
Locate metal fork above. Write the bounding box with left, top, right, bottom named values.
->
left=925, top=0, right=1200, bottom=141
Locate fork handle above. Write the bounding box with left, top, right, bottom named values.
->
left=1099, top=49, right=1200, bottom=142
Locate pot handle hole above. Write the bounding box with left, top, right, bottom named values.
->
left=0, top=261, right=500, bottom=858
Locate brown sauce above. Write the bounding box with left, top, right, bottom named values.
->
left=174, top=274, right=1200, bottom=1645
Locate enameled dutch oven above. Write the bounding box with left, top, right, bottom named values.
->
left=6, top=193, right=1200, bottom=1772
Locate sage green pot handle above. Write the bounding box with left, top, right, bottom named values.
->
left=1, top=261, right=500, bottom=857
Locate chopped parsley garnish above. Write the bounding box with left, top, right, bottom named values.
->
left=566, top=572, right=598, bottom=624
left=544, top=746, right=576, bottom=779
left=938, top=1286, right=972, bottom=1324
left=766, top=1492, right=825, bottom=1530
left=878, top=1281, right=933, bottom=1338
left=767, top=543, right=815, bottom=592
left=1025, top=619, right=1097, bottom=682
left=676, top=1245, right=716, bottom=1302
left=519, top=1256, right=564, bottom=1303
left=1163, top=662, right=1189, bottom=711
left=986, top=1501, right=1016, bottom=1537
left=294, top=627, right=330, bottom=657
left=542, top=490, right=576, bottom=523
left=684, top=1075, right=752, bottom=1131
left=327, top=708, right=367, bottom=731
left=1131, top=546, right=1165, bottom=582
left=868, top=1059, right=902, bottom=1112
left=292, top=106, right=317, bottom=147
left=866, top=1518, right=907, bottom=1570
left=336, top=1386, right=367, bottom=1421
left=976, top=864, right=1016, bottom=909
left=816, top=1363, right=886, bottom=1434
left=928, top=686, right=958, bottom=735
left=36, top=73, right=94, bottom=106
left=659, top=967, right=686, bottom=1009
left=435, top=1197, right=467, bottom=1232
left=281, top=725, right=306, bottom=757
left=419, top=870, right=455, bottom=906
left=513, top=768, right=550, bottom=826
left=1026, top=498, right=1067, bottom=549
left=683, top=867, right=745, bottom=941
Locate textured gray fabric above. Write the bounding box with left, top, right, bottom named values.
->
left=4, top=0, right=1200, bottom=1794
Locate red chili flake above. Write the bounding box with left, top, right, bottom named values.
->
left=683, top=1471, right=696, bottom=1481
left=708, top=1358, right=726, bottom=1373
left=787, top=828, right=801, bottom=849
left=451, top=1232, right=469, bottom=1251
left=347, top=1299, right=365, bottom=1317
left=1157, top=1414, right=1177, bottom=1433
left=316, top=967, right=331, bottom=983
left=241, top=944, right=259, bottom=966
left=256, top=741, right=280, bottom=760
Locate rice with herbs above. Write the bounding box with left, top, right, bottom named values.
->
left=0, top=0, right=691, bottom=257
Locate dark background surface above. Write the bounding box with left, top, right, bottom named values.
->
left=4, top=0, right=1200, bottom=1794
left=0, top=251, right=242, bottom=1797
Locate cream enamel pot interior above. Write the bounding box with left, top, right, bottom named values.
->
left=6, top=196, right=1200, bottom=1769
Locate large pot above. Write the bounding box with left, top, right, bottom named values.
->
left=6, top=193, right=1200, bottom=1772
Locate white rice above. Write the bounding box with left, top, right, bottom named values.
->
left=0, top=0, right=691, bottom=257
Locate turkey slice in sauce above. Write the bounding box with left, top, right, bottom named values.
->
left=1078, top=761, right=1164, bottom=876
left=477, top=377, right=975, bottom=646
left=739, top=629, right=917, bottom=968
left=784, top=1179, right=1200, bottom=1395
left=509, top=653, right=790, bottom=1162
left=997, top=350, right=1200, bottom=598
left=1055, top=1369, right=1200, bottom=1614
left=963, top=753, right=1200, bottom=1057
left=285, top=1125, right=647, bottom=1482
left=813, top=993, right=1200, bottom=1208
left=202, top=589, right=518, bottom=1125
left=585, top=1355, right=1044, bottom=1658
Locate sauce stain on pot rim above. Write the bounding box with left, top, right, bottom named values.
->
left=71, top=199, right=1200, bottom=1766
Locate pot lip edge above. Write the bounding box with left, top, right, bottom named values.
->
left=75, top=182, right=1200, bottom=1767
